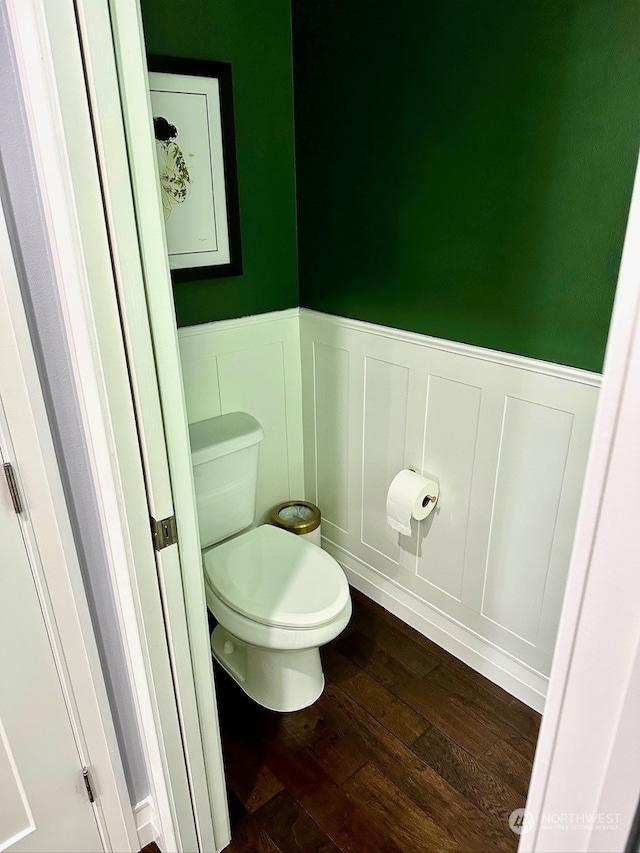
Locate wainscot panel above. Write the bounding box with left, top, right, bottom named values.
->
left=179, top=308, right=600, bottom=710
left=300, top=309, right=600, bottom=710
left=178, top=309, right=304, bottom=524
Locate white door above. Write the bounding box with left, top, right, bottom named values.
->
left=0, top=426, right=103, bottom=853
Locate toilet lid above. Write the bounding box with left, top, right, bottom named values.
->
left=203, top=524, right=350, bottom=629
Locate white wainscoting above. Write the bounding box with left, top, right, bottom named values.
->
left=178, top=308, right=600, bottom=710
left=178, top=309, right=304, bottom=524
left=300, top=310, right=601, bottom=710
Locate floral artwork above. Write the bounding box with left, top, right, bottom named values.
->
left=149, top=58, right=242, bottom=278
left=153, top=116, right=192, bottom=221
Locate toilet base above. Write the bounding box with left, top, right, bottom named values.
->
left=211, top=625, right=325, bottom=712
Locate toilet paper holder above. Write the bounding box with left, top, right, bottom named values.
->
left=409, top=468, right=437, bottom=508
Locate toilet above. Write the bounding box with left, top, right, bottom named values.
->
left=190, top=411, right=352, bottom=712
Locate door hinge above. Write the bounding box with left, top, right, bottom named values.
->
left=151, top=514, right=178, bottom=551
left=82, top=767, right=95, bottom=803
left=3, top=463, right=24, bottom=514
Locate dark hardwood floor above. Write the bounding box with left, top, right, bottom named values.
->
left=218, top=589, right=541, bottom=853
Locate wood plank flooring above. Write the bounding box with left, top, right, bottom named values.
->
left=219, top=589, right=541, bottom=853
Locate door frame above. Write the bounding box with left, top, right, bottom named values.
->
left=0, top=171, right=134, bottom=850
left=3, top=0, right=185, bottom=849
left=73, top=0, right=231, bottom=846
left=520, top=155, right=640, bottom=851
left=5, top=0, right=230, bottom=849
left=66, top=0, right=230, bottom=847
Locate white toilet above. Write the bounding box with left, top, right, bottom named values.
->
left=190, top=411, right=352, bottom=712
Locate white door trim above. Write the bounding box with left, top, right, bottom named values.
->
left=75, top=0, right=231, bottom=848
left=4, top=0, right=179, bottom=849
left=0, top=181, right=132, bottom=850
left=521, top=153, right=640, bottom=851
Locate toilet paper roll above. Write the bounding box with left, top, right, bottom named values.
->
left=386, top=469, right=439, bottom=536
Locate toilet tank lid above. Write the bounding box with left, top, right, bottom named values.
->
left=189, top=412, right=264, bottom=465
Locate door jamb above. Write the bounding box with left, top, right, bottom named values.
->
left=521, top=154, right=640, bottom=851
left=71, top=0, right=231, bottom=848
left=4, top=0, right=185, bottom=848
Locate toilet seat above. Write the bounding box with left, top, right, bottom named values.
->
left=203, top=524, right=349, bottom=630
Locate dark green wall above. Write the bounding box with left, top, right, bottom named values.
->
left=140, top=0, right=298, bottom=326
left=293, top=0, right=640, bottom=371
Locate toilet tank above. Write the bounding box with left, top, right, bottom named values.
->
left=189, top=412, right=264, bottom=548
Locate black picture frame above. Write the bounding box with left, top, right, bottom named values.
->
left=148, top=55, right=243, bottom=280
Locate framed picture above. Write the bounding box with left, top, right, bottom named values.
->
left=148, top=56, right=242, bottom=280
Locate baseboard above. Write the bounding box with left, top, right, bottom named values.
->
left=325, top=538, right=548, bottom=712
left=134, top=796, right=161, bottom=850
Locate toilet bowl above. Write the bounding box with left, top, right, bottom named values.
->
left=203, top=524, right=351, bottom=711
left=190, top=411, right=352, bottom=712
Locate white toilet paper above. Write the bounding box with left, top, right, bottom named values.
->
left=386, top=469, right=439, bottom=536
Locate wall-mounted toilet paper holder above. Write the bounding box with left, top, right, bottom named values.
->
left=409, top=468, right=437, bottom=508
